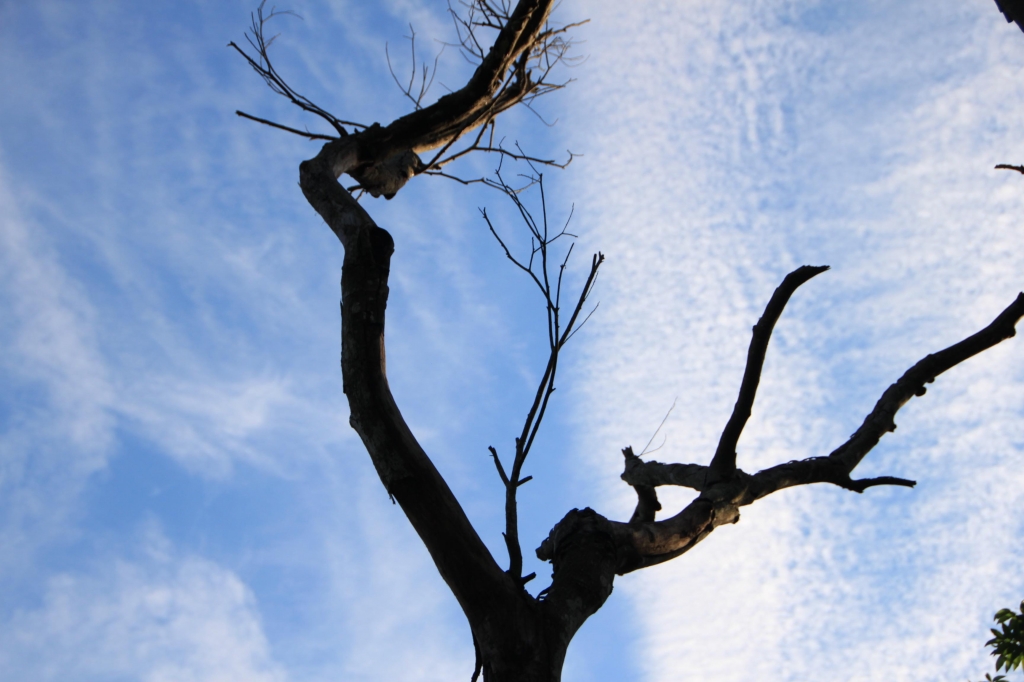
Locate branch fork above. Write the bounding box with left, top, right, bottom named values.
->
left=614, top=271, right=1023, bottom=550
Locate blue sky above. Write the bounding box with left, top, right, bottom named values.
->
left=0, top=1, right=1022, bottom=681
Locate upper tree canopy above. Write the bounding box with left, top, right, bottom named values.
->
left=232, top=1, right=1024, bottom=681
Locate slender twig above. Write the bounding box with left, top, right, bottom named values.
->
left=488, top=446, right=510, bottom=485
left=235, top=110, right=338, bottom=140
left=423, top=120, right=492, bottom=171
left=483, top=169, right=603, bottom=580
left=428, top=137, right=575, bottom=178
left=640, top=399, right=677, bottom=456
left=386, top=25, right=445, bottom=110
left=229, top=1, right=360, bottom=137
left=562, top=301, right=598, bottom=343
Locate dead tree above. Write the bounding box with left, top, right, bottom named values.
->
left=233, top=1, right=1024, bottom=680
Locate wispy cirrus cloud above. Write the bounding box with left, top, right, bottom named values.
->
left=0, top=525, right=287, bottom=682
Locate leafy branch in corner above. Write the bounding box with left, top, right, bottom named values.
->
left=978, top=601, right=1024, bottom=679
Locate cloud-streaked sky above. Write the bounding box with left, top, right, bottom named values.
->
left=1, top=1, right=1022, bottom=681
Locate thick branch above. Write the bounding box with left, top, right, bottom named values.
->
left=339, top=0, right=561, bottom=157
left=534, top=509, right=619, bottom=671
left=298, top=139, right=517, bottom=634
left=609, top=497, right=725, bottom=572
left=537, top=497, right=725, bottom=580
left=828, top=292, right=1024, bottom=474
left=624, top=293, right=1024, bottom=509
left=744, top=457, right=915, bottom=503
left=708, top=265, right=829, bottom=482
left=531, top=501, right=720, bottom=670
left=526, top=289, right=1021, bottom=682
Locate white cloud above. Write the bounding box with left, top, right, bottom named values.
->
left=0, top=530, right=286, bottom=682
left=0, top=161, right=115, bottom=476
left=0, top=3, right=548, bottom=682
left=115, top=373, right=303, bottom=478
left=561, top=0, right=1024, bottom=680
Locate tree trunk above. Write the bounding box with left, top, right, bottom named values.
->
left=299, top=140, right=623, bottom=681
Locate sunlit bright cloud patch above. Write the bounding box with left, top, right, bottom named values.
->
left=560, top=0, right=1024, bottom=680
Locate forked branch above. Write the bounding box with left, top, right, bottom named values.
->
left=734, top=288, right=1024, bottom=502
left=230, top=2, right=364, bottom=138
left=483, top=169, right=602, bottom=582
left=548, top=279, right=1022, bottom=590
left=386, top=25, right=444, bottom=111
left=618, top=275, right=1024, bottom=526
left=707, top=265, right=829, bottom=483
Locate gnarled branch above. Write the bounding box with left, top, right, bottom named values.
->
left=622, top=447, right=661, bottom=523
left=551, top=279, right=1023, bottom=588
left=270, top=5, right=601, bottom=676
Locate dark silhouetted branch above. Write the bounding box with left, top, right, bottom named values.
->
left=827, top=292, right=1024, bottom=475
left=994, top=0, right=1024, bottom=33
left=621, top=291, right=1023, bottom=509
left=235, top=110, right=338, bottom=140
left=482, top=168, right=602, bottom=581
left=599, top=289, right=1022, bottom=580
left=386, top=25, right=444, bottom=111
left=622, top=447, right=662, bottom=523
left=621, top=457, right=708, bottom=491
left=229, top=2, right=357, bottom=137
left=707, top=265, right=829, bottom=482
left=235, top=0, right=583, bottom=198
